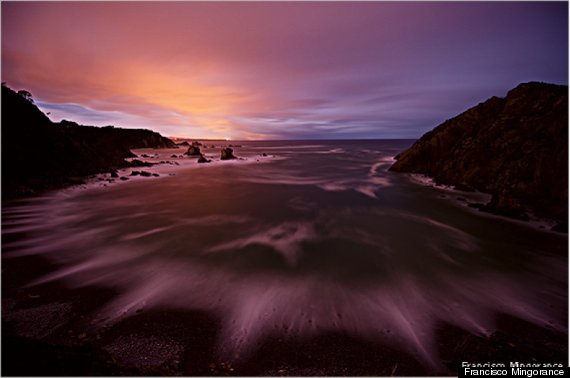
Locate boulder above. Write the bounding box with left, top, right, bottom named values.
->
left=197, top=154, right=211, bottom=164
left=129, top=159, right=153, bottom=167
left=220, top=148, right=237, bottom=160
left=186, top=146, right=201, bottom=156
left=479, top=191, right=529, bottom=220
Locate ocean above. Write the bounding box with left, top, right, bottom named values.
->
left=2, top=139, right=567, bottom=371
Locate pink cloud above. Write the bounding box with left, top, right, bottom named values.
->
left=2, top=2, right=567, bottom=139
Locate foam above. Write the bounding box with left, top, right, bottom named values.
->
left=3, top=197, right=565, bottom=372
left=207, top=222, right=317, bottom=266
left=2, top=145, right=566, bottom=373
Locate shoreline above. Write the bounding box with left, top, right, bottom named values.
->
left=404, top=173, right=565, bottom=234
left=2, top=251, right=566, bottom=376
left=2, top=142, right=567, bottom=376
left=30, top=146, right=281, bottom=199
left=6, top=143, right=563, bottom=236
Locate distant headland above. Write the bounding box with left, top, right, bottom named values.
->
left=1, top=84, right=176, bottom=199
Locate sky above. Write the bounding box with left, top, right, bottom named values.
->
left=2, top=2, right=568, bottom=140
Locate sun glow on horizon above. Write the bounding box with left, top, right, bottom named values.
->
left=2, top=2, right=567, bottom=140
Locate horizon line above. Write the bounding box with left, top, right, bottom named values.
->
left=167, top=137, right=419, bottom=142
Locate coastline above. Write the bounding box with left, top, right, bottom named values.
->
left=41, top=145, right=280, bottom=197
left=2, top=250, right=566, bottom=376
left=2, top=143, right=567, bottom=376
left=404, top=173, right=563, bottom=234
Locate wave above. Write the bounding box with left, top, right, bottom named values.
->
left=2, top=141, right=566, bottom=373
left=207, top=222, right=317, bottom=266
left=3, top=196, right=565, bottom=371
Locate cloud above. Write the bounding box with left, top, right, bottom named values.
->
left=2, top=2, right=567, bottom=139
left=36, top=102, right=118, bottom=124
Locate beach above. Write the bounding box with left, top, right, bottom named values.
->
left=2, top=140, right=567, bottom=375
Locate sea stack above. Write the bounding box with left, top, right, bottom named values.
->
left=197, top=154, right=211, bottom=163
left=186, top=146, right=201, bottom=156
left=220, top=147, right=237, bottom=160
left=390, top=82, right=568, bottom=224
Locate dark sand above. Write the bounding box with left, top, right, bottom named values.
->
left=2, top=252, right=566, bottom=376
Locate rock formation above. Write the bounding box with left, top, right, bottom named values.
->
left=197, top=154, right=211, bottom=163
left=220, top=147, right=237, bottom=160
left=1, top=84, right=176, bottom=198
left=390, top=82, right=568, bottom=224
left=186, top=146, right=201, bottom=156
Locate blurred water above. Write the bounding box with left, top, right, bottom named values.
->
left=2, top=140, right=567, bottom=369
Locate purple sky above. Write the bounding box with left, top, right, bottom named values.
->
left=2, top=2, right=568, bottom=140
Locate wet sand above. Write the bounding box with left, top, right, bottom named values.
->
left=2, top=252, right=566, bottom=376
left=2, top=140, right=567, bottom=376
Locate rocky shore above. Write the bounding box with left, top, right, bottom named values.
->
left=2, top=85, right=177, bottom=199
left=2, top=83, right=567, bottom=376
left=390, top=82, right=568, bottom=228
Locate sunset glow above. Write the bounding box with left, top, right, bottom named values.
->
left=2, top=2, right=567, bottom=139
left=2, top=3, right=568, bottom=375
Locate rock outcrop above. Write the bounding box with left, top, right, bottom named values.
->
left=390, top=82, right=568, bottom=223
left=186, top=146, right=201, bottom=156
left=1, top=85, right=176, bottom=198
left=220, top=148, right=237, bottom=160
left=197, top=154, right=211, bottom=163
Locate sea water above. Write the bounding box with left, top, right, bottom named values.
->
left=2, top=140, right=567, bottom=368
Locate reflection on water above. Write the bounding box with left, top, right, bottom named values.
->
left=2, top=140, right=567, bottom=370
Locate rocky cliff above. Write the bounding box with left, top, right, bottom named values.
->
left=2, top=85, right=177, bottom=198
left=390, top=82, right=568, bottom=224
